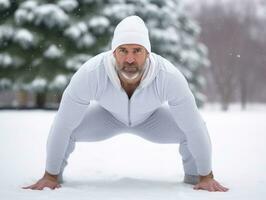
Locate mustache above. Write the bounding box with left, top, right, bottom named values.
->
left=122, top=62, right=138, bottom=68
left=121, top=63, right=140, bottom=72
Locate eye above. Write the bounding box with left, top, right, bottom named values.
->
left=135, top=48, right=144, bottom=54
left=118, top=48, right=127, bottom=54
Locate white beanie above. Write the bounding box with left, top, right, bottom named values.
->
left=111, top=15, right=151, bottom=53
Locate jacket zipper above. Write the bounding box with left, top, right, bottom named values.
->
left=128, top=98, right=131, bottom=126
left=125, top=87, right=140, bottom=127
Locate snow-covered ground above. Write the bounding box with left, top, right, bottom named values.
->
left=0, top=105, right=266, bottom=200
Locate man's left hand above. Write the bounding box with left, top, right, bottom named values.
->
left=194, top=172, right=229, bottom=192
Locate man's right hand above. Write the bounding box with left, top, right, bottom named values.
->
left=22, top=171, right=61, bottom=190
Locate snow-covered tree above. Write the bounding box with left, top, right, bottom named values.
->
left=0, top=0, right=209, bottom=107
left=1, top=0, right=108, bottom=107
left=0, top=0, right=17, bottom=90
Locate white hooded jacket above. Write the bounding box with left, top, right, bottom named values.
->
left=46, top=51, right=212, bottom=176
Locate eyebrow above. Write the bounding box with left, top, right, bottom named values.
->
left=118, top=47, right=143, bottom=51
left=134, top=47, right=143, bottom=51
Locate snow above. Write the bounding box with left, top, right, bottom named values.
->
left=0, top=25, right=14, bottom=41
left=33, top=4, right=69, bottom=29
left=20, top=0, right=38, bottom=10
left=0, top=0, right=10, bottom=10
left=15, top=1, right=37, bottom=24
left=0, top=105, right=266, bottom=199
left=89, top=16, right=110, bottom=29
left=151, top=28, right=179, bottom=42
left=66, top=54, right=92, bottom=70
left=44, top=45, right=63, bottom=59
left=13, top=29, right=35, bottom=49
left=0, top=53, right=12, bottom=67
left=15, top=9, right=35, bottom=24
left=103, top=4, right=136, bottom=19
left=145, top=4, right=160, bottom=16
left=64, top=22, right=96, bottom=48
left=64, top=22, right=88, bottom=40
left=31, top=78, right=47, bottom=92
left=180, top=50, right=201, bottom=70
left=57, top=0, right=78, bottom=12
left=78, top=34, right=95, bottom=48
left=49, top=75, right=68, bottom=90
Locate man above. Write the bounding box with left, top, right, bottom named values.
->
left=23, top=16, right=228, bottom=192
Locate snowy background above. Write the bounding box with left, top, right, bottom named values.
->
left=1, top=0, right=266, bottom=198
left=1, top=0, right=266, bottom=110
left=1, top=105, right=266, bottom=200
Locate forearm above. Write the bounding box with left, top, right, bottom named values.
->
left=46, top=92, right=89, bottom=174
left=169, top=95, right=212, bottom=175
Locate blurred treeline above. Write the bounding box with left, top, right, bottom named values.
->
left=190, top=0, right=266, bottom=110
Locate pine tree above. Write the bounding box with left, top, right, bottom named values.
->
left=0, top=0, right=209, bottom=107
left=0, top=0, right=18, bottom=91
left=0, top=0, right=109, bottom=107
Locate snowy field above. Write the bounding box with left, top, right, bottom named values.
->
left=0, top=105, right=266, bottom=200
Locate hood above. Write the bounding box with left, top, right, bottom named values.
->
left=103, top=51, right=159, bottom=91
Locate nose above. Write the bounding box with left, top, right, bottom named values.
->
left=125, top=53, right=135, bottom=64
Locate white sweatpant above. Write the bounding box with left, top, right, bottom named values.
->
left=58, top=102, right=198, bottom=180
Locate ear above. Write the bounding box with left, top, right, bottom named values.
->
left=113, top=50, right=117, bottom=58
left=146, top=51, right=150, bottom=59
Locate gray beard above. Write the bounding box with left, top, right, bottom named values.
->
left=120, top=71, right=141, bottom=80
left=114, top=58, right=150, bottom=81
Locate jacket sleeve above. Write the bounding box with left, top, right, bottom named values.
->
left=165, top=70, right=212, bottom=176
left=45, top=64, right=97, bottom=175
